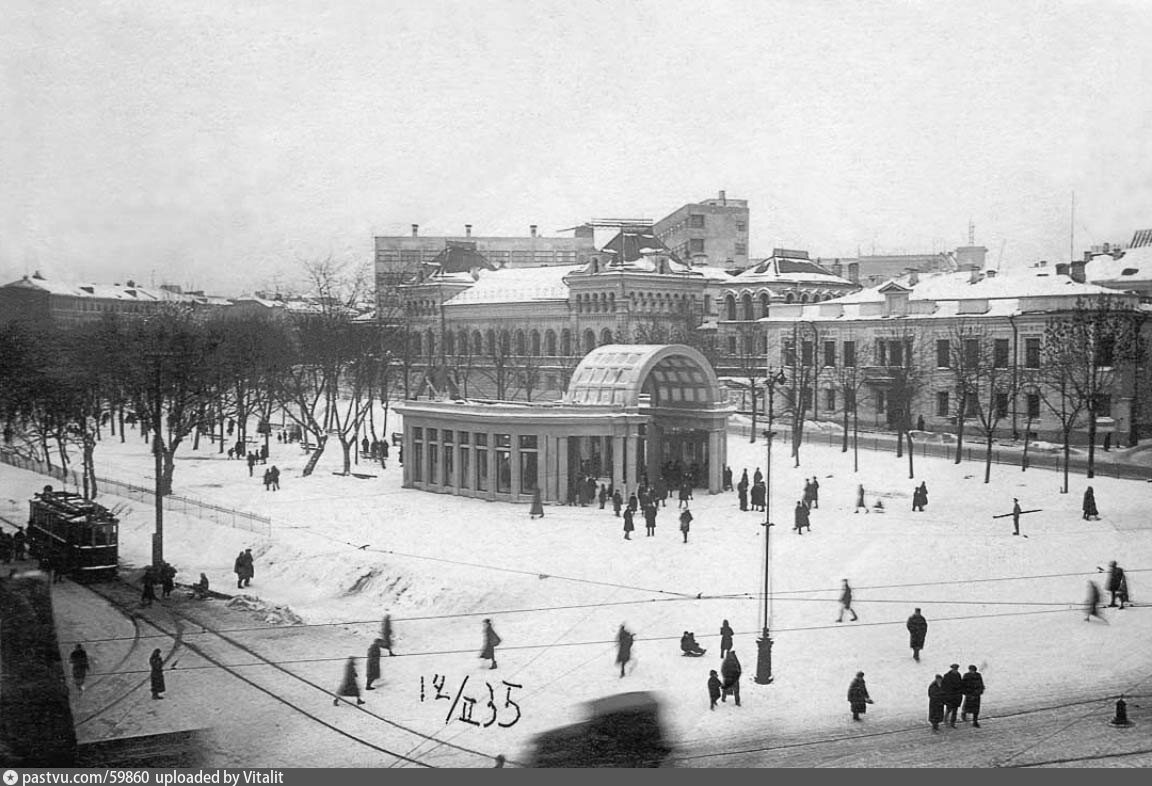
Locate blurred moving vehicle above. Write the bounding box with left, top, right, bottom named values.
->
left=526, top=691, right=672, bottom=768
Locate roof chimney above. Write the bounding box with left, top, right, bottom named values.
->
left=969, top=268, right=983, bottom=285
left=984, top=269, right=997, bottom=278
left=1055, top=262, right=1070, bottom=276
left=411, top=224, right=419, bottom=237
left=1070, top=259, right=1086, bottom=283
left=465, top=224, right=472, bottom=237
left=908, top=270, right=919, bottom=286
left=530, top=225, right=538, bottom=237
left=719, top=190, right=727, bottom=205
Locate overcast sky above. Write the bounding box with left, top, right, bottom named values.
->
left=3, top=0, right=1151, bottom=294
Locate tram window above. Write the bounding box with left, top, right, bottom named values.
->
left=80, top=525, right=93, bottom=546
left=94, top=525, right=109, bottom=546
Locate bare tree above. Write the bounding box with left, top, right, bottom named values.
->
left=952, top=327, right=1022, bottom=483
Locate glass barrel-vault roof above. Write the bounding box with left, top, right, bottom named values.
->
left=565, top=344, right=720, bottom=408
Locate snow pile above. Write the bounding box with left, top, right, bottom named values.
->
left=225, top=594, right=304, bottom=626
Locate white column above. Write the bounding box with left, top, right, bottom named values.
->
left=612, top=434, right=625, bottom=495
left=624, top=432, right=638, bottom=492
left=558, top=436, right=569, bottom=503
left=708, top=429, right=723, bottom=494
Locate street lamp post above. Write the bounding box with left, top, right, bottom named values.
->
left=151, top=356, right=165, bottom=569
left=756, top=428, right=777, bottom=685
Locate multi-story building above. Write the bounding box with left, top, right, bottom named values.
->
left=652, top=191, right=750, bottom=270
left=759, top=266, right=1151, bottom=444
left=0, top=273, right=232, bottom=327
left=825, top=243, right=987, bottom=288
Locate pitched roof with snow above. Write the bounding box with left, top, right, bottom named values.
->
left=425, top=244, right=497, bottom=274
left=733, top=255, right=855, bottom=286
left=1086, top=246, right=1152, bottom=286
left=443, top=265, right=580, bottom=306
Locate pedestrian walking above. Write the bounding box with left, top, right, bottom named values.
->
left=855, top=484, right=868, bottom=514
left=333, top=657, right=365, bottom=705
left=70, top=643, right=90, bottom=693
left=13, top=527, right=26, bottom=560
left=810, top=477, right=820, bottom=509
left=753, top=468, right=763, bottom=485
left=262, top=468, right=271, bottom=491
left=678, top=483, right=691, bottom=509
left=160, top=562, right=175, bottom=599
left=480, top=619, right=502, bottom=670
left=644, top=504, right=657, bottom=537
left=941, top=664, right=963, bottom=727
left=722, top=466, right=733, bottom=492
left=1012, top=498, right=1022, bottom=536
left=794, top=501, right=811, bottom=534
left=906, top=608, right=928, bottom=662
left=269, top=465, right=280, bottom=491
left=708, top=670, right=722, bottom=710
left=381, top=613, right=395, bottom=655
left=366, top=639, right=383, bottom=690
left=598, top=484, right=608, bottom=510
left=247, top=453, right=256, bottom=477
left=623, top=507, right=635, bottom=540
left=1085, top=580, right=1107, bottom=622
left=381, top=441, right=390, bottom=468
left=918, top=482, right=928, bottom=510
left=737, top=482, right=748, bottom=513
left=928, top=674, right=945, bottom=731
left=612, top=489, right=623, bottom=517
left=719, top=619, right=734, bottom=660
left=234, top=550, right=247, bottom=589
left=141, top=571, right=157, bottom=607
left=616, top=624, right=634, bottom=678
left=847, top=671, right=872, bottom=721
left=1105, top=561, right=1128, bottom=609
left=960, top=665, right=985, bottom=727
left=750, top=481, right=765, bottom=512
left=654, top=476, right=667, bottom=507
left=149, top=649, right=166, bottom=700
left=260, top=444, right=269, bottom=464
left=240, top=548, right=254, bottom=588
left=529, top=486, right=545, bottom=519
left=912, top=484, right=925, bottom=512
left=1083, top=486, right=1099, bottom=521
left=837, top=579, right=858, bottom=622
left=679, top=508, right=693, bottom=543
left=720, top=650, right=742, bottom=706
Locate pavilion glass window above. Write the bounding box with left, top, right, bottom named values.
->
left=458, top=432, right=471, bottom=489
left=519, top=435, right=538, bottom=494
left=427, top=428, right=439, bottom=484
left=495, top=433, right=512, bottom=494
left=412, top=428, right=423, bottom=483
left=475, top=433, right=489, bottom=491
left=442, top=430, right=454, bottom=487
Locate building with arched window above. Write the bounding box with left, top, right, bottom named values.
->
left=396, top=344, right=732, bottom=503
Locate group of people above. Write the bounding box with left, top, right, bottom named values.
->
left=262, top=465, right=281, bottom=491
left=927, top=664, right=985, bottom=730
left=140, top=561, right=179, bottom=607
left=604, top=478, right=695, bottom=543
left=333, top=615, right=397, bottom=705
left=234, top=548, right=255, bottom=589
left=735, top=468, right=767, bottom=513
left=0, top=526, right=27, bottom=563
left=359, top=436, right=390, bottom=467
left=1086, top=561, right=1131, bottom=620
left=911, top=482, right=929, bottom=512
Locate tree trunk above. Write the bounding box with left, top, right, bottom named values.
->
left=1021, top=417, right=1032, bottom=472
left=340, top=437, right=353, bottom=475
left=1061, top=431, right=1071, bottom=494
left=842, top=401, right=849, bottom=452
left=984, top=432, right=994, bottom=483
left=853, top=406, right=859, bottom=473
left=1086, top=403, right=1097, bottom=479
left=749, top=385, right=758, bottom=443
left=907, top=431, right=914, bottom=479
left=161, top=447, right=176, bottom=496
left=119, top=406, right=126, bottom=443
left=954, top=394, right=965, bottom=464
left=301, top=435, right=328, bottom=476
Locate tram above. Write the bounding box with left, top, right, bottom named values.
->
left=27, top=485, right=119, bottom=581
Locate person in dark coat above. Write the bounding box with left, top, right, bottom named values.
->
left=234, top=551, right=247, bottom=589
left=643, top=504, right=657, bottom=537
left=737, top=482, right=749, bottom=512
left=794, top=501, right=811, bottom=534
left=529, top=486, right=545, bottom=519
left=0, top=532, right=11, bottom=564
left=1012, top=498, right=1022, bottom=536
left=855, top=483, right=868, bottom=514
left=719, top=619, right=734, bottom=659
left=1085, top=580, right=1106, bottom=622
left=623, top=508, right=635, bottom=540
left=616, top=624, right=634, bottom=678
left=654, top=477, right=668, bottom=507
left=612, top=490, right=623, bottom=517
left=333, top=657, right=365, bottom=705
left=928, top=674, right=946, bottom=731
left=941, top=663, right=964, bottom=727
left=149, top=648, right=166, bottom=699
left=678, top=483, right=691, bottom=509
left=262, top=468, right=271, bottom=490
left=365, top=639, right=383, bottom=690
left=380, top=614, right=395, bottom=656
left=240, top=549, right=254, bottom=587
left=720, top=650, right=742, bottom=706
left=809, top=477, right=820, bottom=509
left=12, top=527, right=26, bottom=561
left=160, top=562, right=175, bottom=599
left=192, top=573, right=210, bottom=599
left=906, top=608, right=928, bottom=661
left=708, top=670, right=722, bottom=710
left=141, top=570, right=157, bottom=607
left=269, top=465, right=280, bottom=490
left=598, top=484, right=608, bottom=510
left=1106, top=561, right=1128, bottom=609
left=960, top=665, right=985, bottom=727
left=679, top=508, right=693, bottom=543
left=680, top=631, right=706, bottom=656
left=1082, top=486, right=1099, bottom=521
left=918, top=482, right=928, bottom=510
left=847, top=671, right=871, bottom=720
left=627, top=493, right=639, bottom=514
left=837, top=579, right=858, bottom=622
left=247, top=452, right=256, bottom=476
left=70, top=643, right=90, bottom=693
left=912, top=485, right=924, bottom=512
left=753, top=468, right=763, bottom=485
left=750, top=482, right=765, bottom=512
left=480, top=619, right=501, bottom=669
left=722, top=466, right=733, bottom=492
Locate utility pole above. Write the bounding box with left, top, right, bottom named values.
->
left=755, top=429, right=777, bottom=685
left=151, top=356, right=164, bottom=569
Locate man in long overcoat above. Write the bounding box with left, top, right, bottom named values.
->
left=615, top=625, right=634, bottom=678
left=643, top=504, right=657, bottom=537
left=928, top=675, right=945, bottom=731
left=794, top=501, right=811, bottom=534
left=150, top=649, right=166, bottom=700
left=941, top=663, right=964, bottom=727
left=623, top=508, right=635, bottom=540
left=906, top=608, right=928, bottom=661
left=333, top=657, right=365, bottom=705
left=366, top=638, right=383, bottom=690
left=480, top=619, right=501, bottom=670
left=847, top=671, right=871, bottom=720
left=1106, top=561, right=1128, bottom=609
left=720, top=650, right=742, bottom=706
left=960, top=665, right=985, bottom=727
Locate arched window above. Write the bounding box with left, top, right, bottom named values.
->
left=544, top=330, right=556, bottom=355
left=800, top=293, right=809, bottom=304
left=785, top=292, right=795, bottom=304
left=500, top=330, right=511, bottom=355
left=560, top=329, right=572, bottom=355
left=444, top=331, right=455, bottom=356
left=514, top=330, right=526, bottom=355
left=411, top=332, right=422, bottom=356
left=458, top=330, right=469, bottom=355
left=583, top=329, right=597, bottom=353
left=424, top=330, right=435, bottom=357
left=530, top=330, right=541, bottom=355
left=741, top=293, right=754, bottom=321
left=485, top=329, right=496, bottom=354
left=600, top=328, right=614, bottom=346
left=760, top=293, right=770, bottom=317
left=609, top=293, right=616, bottom=312
left=472, top=331, right=483, bottom=356
left=725, top=294, right=737, bottom=321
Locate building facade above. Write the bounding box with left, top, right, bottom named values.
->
left=758, top=267, right=1151, bottom=444
left=653, top=191, right=750, bottom=269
